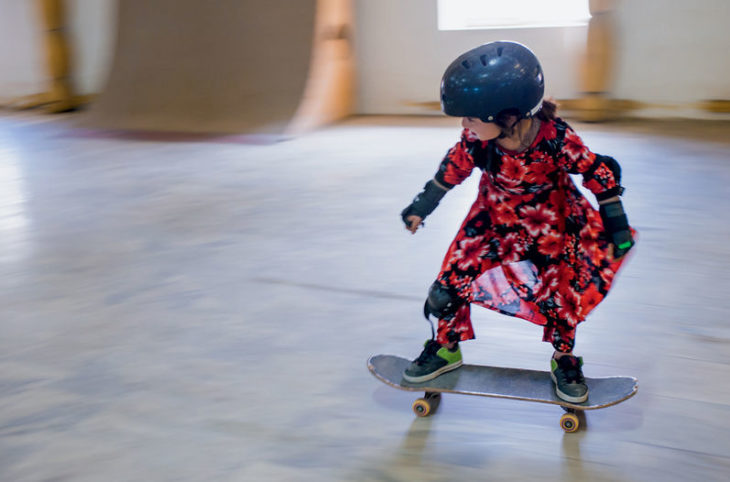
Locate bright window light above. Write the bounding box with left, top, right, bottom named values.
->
left=438, top=0, right=591, bottom=30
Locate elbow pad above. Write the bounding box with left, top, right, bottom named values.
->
left=586, top=154, right=621, bottom=182
left=400, top=180, right=448, bottom=225
left=588, top=154, right=625, bottom=201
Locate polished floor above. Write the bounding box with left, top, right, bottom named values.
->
left=1, top=112, right=729, bottom=481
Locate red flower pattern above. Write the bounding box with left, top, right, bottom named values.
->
left=537, top=232, right=563, bottom=258
left=497, top=232, right=528, bottom=263
left=519, top=204, right=557, bottom=236
left=453, top=236, right=489, bottom=271
left=555, top=286, right=583, bottom=327
left=524, top=158, right=553, bottom=186
left=496, top=155, right=528, bottom=188
left=492, top=201, right=520, bottom=227
left=430, top=118, right=634, bottom=349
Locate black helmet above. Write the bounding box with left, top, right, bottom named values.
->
left=440, top=41, right=544, bottom=122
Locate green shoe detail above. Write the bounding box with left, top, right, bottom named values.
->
left=550, top=356, right=583, bottom=372
left=436, top=345, right=462, bottom=365
left=551, top=355, right=588, bottom=403
left=403, top=340, right=463, bottom=383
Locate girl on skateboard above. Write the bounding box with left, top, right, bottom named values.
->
left=400, top=41, right=635, bottom=403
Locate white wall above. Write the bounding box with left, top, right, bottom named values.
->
left=353, top=0, right=588, bottom=115
left=612, top=0, right=730, bottom=104
left=353, top=0, right=730, bottom=115
left=67, top=0, right=117, bottom=95
left=2, top=0, right=729, bottom=115
left=0, top=0, right=45, bottom=99
left=0, top=0, right=116, bottom=100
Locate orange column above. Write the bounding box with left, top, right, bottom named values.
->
left=287, top=0, right=355, bottom=134
left=38, top=0, right=77, bottom=112
left=576, top=0, right=617, bottom=122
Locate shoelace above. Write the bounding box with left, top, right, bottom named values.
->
left=558, top=358, right=585, bottom=384
left=415, top=341, right=441, bottom=365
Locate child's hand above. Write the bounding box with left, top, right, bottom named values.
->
left=608, top=240, right=633, bottom=262
left=608, top=244, right=622, bottom=262
left=405, top=215, right=423, bottom=234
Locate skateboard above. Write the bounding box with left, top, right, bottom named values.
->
left=367, top=354, right=638, bottom=432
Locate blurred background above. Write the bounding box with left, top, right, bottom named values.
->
left=1, top=1, right=729, bottom=481
left=2, top=0, right=730, bottom=125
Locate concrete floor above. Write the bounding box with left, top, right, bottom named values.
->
left=1, top=112, right=729, bottom=481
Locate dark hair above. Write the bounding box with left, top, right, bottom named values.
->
left=536, top=98, right=558, bottom=121
left=495, top=98, right=558, bottom=138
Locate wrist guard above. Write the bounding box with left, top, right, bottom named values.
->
left=599, top=199, right=634, bottom=257
left=401, top=180, right=448, bottom=226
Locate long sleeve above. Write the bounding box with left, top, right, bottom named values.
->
left=557, top=125, right=621, bottom=197
left=434, top=129, right=478, bottom=189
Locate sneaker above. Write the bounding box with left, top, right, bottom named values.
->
left=551, top=355, right=588, bottom=403
left=403, top=340, right=463, bottom=383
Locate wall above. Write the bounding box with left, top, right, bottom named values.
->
left=0, top=0, right=115, bottom=101
left=353, top=0, right=730, bottom=116
left=67, top=0, right=117, bottom=95
left=352, top=0, right=588, bottom=115
left=0, top=0, right=45, bottom=99
left=612, top=0, right=730, bottom=105
left=2, top=0, right=729, bottom=116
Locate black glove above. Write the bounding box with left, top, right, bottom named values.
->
left=400, top=180, right=448, bottom=227
left=599, top=199, right=634, bottom=258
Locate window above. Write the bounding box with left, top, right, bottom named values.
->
left=437, top=0, right=591, bottom=31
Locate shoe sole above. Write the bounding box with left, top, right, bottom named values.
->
left=402, top=361, right=463, bottom=384
left=550, top=372, right=588, bottom=403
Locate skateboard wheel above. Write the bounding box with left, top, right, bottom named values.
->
left=560, top=413, right=580, bottom=433
left=412, top=398, right=431, bottom=417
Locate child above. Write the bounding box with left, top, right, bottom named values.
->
left=400, top=41, right=635, bottom=403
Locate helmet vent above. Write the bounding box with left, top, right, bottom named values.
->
left=479, top=55, right=488, bottom=66
left=461, top=60, right=471, bottom=69
left=497, top=47, right=504, bottom=56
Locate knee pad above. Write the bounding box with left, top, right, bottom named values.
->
left=424, top=282, right=463, bottom=320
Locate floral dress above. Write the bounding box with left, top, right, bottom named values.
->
left=432, top=118, right=633, bottom=352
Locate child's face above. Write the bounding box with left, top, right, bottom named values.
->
left=461, top=117, right=501, bottom=141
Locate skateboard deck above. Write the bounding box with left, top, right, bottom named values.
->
left=368, top=354, right=638, bottom=432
